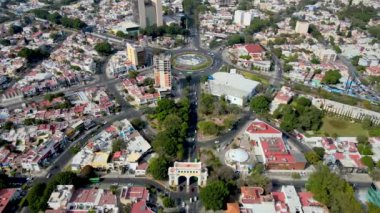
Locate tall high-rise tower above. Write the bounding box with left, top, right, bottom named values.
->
left=153, top=54, right=171, bottom=91
left=133, top=0, right=163, bottom=29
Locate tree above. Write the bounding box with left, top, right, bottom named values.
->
left=313, top=147, right=325, bottom=159
left=361, top=156, right=375, bottom=170
left=95, top=42, right=112, bottom=56
left=148, top=157, right=170, bottom=180
left=307, top=165, right=364, bottom=213
left=8, top=25, right=23, bottom=35
left=27, top=182, right=47, bottom=212
left=273, top=48, right=282, bottom=58
left=131, top=118, right=146, bottom=130
left=311, top=55, right=320, bottom=64
left=199, top=93, right=215, bottom=115
left=128, top=71, right=139, bottom=79
left=250, top=95, right=271, bottom=114
left=0, top=174, right=9, bottom=189
left=357, top=135, right=369, bottom=145
left=162, top=197, right=175, bottom=208
left=69, top=145, right=80, bottom=155
left=291, top=173, right=301, bottom=179
left=3, top=121, right=14, bottom=130
left=0, top=39, right=11, bottom=46
left=198, top=121, right=220, bottom=136
left=112, top=139, right=124, bottom=153
left=18, top=47, right=50, bottom=63
left=79, top=165, right=96, bottom=179
left=362, top=117, right=373, bottom=129
left=308, top=24, right=323, bottom=41
left=152, top=131, right=181, bottom=158
left=305, top=151, right=321, bottom=164
left=284, top=63, right=293, bottom=72
left=227, top=34, right=245, bottom=46
left=322, top=70, right=342, bottom=84
left=199, top=181, right=229, bottom=210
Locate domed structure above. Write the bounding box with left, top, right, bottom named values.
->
left=225, top=148, right=249, bottom=164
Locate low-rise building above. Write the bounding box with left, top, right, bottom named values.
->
left=312, top=98, right=380, bottom=125
left=245, top=119, right=307, bottom=170
left=67, top=188, right=118, bottom=213
left=47, top=185, right=74, bottom=210
left=120, top=186, right=149, bottom=204
left=208, top=71, right=260, bottom=106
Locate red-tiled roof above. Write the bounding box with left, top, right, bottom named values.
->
left=121, top=187, right=149, bottom=201
left=69, top=189, right=99, bottom=203
left=131, top=200, right=154, bottom=213
left=297, top=192, right=321, bottom=207
left=244, top=44, right=264, bottom=54
left=226, top=202, right=240, bottom=213
left=246, top=121, right=281, bottom=134
left=98, top=191, right=117, bottom=206
left=0, top=188, right=17, bottom=212
left=241, top=187, right=264, bottom=204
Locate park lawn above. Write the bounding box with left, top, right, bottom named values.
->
left=241, top=71, right=269, bottom=85
left=317, top=117, right=368, bottom=137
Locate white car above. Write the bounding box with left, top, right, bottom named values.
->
left=214, top=140, right=219, bottom=144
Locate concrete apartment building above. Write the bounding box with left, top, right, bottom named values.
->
left=133, top=0, right=163, bottom=28
left=312, top=98, right=380, bottom=125
left=153, top=54, right=172, bottom=91
left=317, top=48, right=337, bottom=63
left=234, top=10, right=263, bottom=27
left=295, top=21, right=309, bottom=34
left=127, top=43, right=145, bottom=67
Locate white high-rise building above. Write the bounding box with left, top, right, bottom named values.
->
left=234, top=10, right=262, bottom=27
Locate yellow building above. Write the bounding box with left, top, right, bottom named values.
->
left=127, top=43, right=145, bottom=67
left=91, top=152, right=110, bottom=170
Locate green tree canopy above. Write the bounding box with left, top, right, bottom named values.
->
left=95, top=42, right=112, bottom=56
left=148, top=157, right=170, bottom=180
left=79, top=165, right=96, bottom=179
left=199, top=180, right=229, bottom=210
left=305, top=151, right=322, bottom=165
left=250, top=95, right=271, bottom=114
left=307, top=165, right=364, bottom=213
left=18, top=47, right=50, bottom=63
left=322, top=70, right=342, bottom=84
left=227, top=34, right=245, bottom=46
left=131, top=118, right=146, bottom=130
left=198, top=121, right=221, bottom=136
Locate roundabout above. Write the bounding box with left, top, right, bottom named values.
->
left=172, top=51, right=213, bottom=71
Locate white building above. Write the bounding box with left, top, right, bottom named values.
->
left=47, top=185, right=74, bottom=210
left=295, top=21, right=309, bottom=34
left=208, top=71, right=260, bottom=106
left=233, top=9, right=263, bottom=27
left=282, top=185, right=303, bottom=213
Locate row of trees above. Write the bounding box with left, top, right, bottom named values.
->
left=139, top=24, right=190, bottom=39
left=31, top=9, right=86, bottom=30
left=274, top=97, right=323, bottom=132
left=147, top=98, right=190, bottom=180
